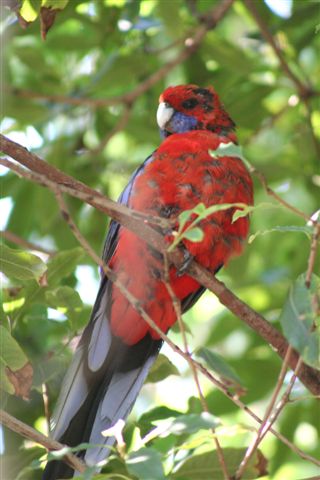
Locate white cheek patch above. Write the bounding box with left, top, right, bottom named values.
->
left=157, top=102, right=174, bottom=129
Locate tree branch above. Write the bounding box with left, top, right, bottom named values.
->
left=1, top=133, right=319, bottom=396
left=0, top=409, right=86, bottom=474
left=235, top=346, right=295, bottom=479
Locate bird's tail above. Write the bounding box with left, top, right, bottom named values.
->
left=42, top=279, right=162, bottom=479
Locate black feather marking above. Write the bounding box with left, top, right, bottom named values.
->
left=182, top=97, right=199, bottom=110
left=193, top=87, right=214, bottom=101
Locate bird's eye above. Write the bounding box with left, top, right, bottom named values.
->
left=182, top=98, right=199, bottom=110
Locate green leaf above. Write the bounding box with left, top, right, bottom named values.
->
left=41, top=0, right=69, bottom=8
left=209, top=143, right=246, bottom=162
left=154, top=412, right=219, bottom=437
left=146, top=354, right=179, bottom=383
left=178, top=209, right=193, bottom=231
left=126, top=448, right=165, bottom=480
left=20, top=0, right=41, bottom=22
left=172, top=448, right=267, bottom=479
left=232, top=205, right=255, bottom=222
left=46, top=248, right=86, bottom=286
left=45, top=286, right=83, bottom=311
left=192, top=203, right=207, bottom=215
left=0, top=326, right=31, bottom=396
left=183, top=227, right=204, bottom=243
left=0, top=245, right=47, bottom=281
left=0, top=326, right=28, bottom=372
left=279, top=273, right=320, bottom=368
left=197, top=347, right=244, bottom=389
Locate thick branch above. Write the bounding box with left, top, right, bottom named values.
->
left=0, top=134, right=167, bottom=249
left=188, top=262, right=320, bottom=396
left=0, top=409, right=86, bottom=474
left=1, top=133, right=319, bottom=395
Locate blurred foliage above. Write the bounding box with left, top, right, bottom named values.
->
left=1, top=0, right=320, bottom=479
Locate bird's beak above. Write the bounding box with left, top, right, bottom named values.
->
left=157, top=102, right=174, bottom=130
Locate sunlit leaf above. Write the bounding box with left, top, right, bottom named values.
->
left=41, top=0, right=69, bottom=8
left=178, top=209, right=193, bottom=230
left=45, top=286, right=83, bottom=311
left=154, top=412, right=220, bottom=437
left=0, top=245, right=47, bottom=281
left=210, top=143, right=246, bottom=162
left=19, top=0, right=40, bottom=22
left=183, top=227, right=204, bottom=243
left=126, top=448, right=165, bottom=480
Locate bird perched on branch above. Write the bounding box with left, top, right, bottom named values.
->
left=43, top=84, right=253, bottom=479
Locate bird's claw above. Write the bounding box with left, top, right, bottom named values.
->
left=177, top=249, right=194, bottom=276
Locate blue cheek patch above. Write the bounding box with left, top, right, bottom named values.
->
left=160, top=112, right=199, bottom=137
left=170, top=112, right=198, bottom=133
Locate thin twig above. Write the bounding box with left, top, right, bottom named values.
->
left=1, top=229, right=54, bottom=255
left=163, top=256, right=230, bottom=480
left=305, top=221, right=320, bottom=288
left=41, top=382, right=51, bottom=436
left=261, top=358, right=303, bottom=438
left=303, top=101, right=320, bottom=160
left=187, top=260, right=320, bottom=396
left=234, top=346, right=294, bottom=479
left=0, top=155, right=168, bottom=247
left=0, top=409, right=86, bottom=474
left=248, top=164, right=312, bottom=223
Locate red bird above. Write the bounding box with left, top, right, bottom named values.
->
left=43, top=85, right=253, bottom=479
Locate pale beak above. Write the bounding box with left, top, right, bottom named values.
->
left=156, top=102, right=174, bottom=130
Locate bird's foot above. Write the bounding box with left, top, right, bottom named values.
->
left=177, top=249, right=194, bottom=276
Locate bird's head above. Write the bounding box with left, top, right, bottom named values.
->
left=157, top=84, right=235, bottom=138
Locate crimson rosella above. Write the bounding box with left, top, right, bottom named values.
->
left=43, top=84, right=253, bottom=479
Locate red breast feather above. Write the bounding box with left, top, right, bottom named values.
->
left=110, top=130, right=253, bottom=344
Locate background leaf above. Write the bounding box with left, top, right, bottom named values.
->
left=172, top=448, right=267, bottom=480
left=126, top=448, right=165, bottom=480
left=146, top=354, right=179, bottom=383
left=279, top=273, right=319, bottom=368
left=0, top=245, right=47, bottom=281
left=0, top=326, right=33, bottom=397
left=197, top=347, right=244, bottom=389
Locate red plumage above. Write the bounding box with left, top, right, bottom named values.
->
left=43, top=84, right=253, bottom=479
left=110, top=130, right=252, bottom=344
